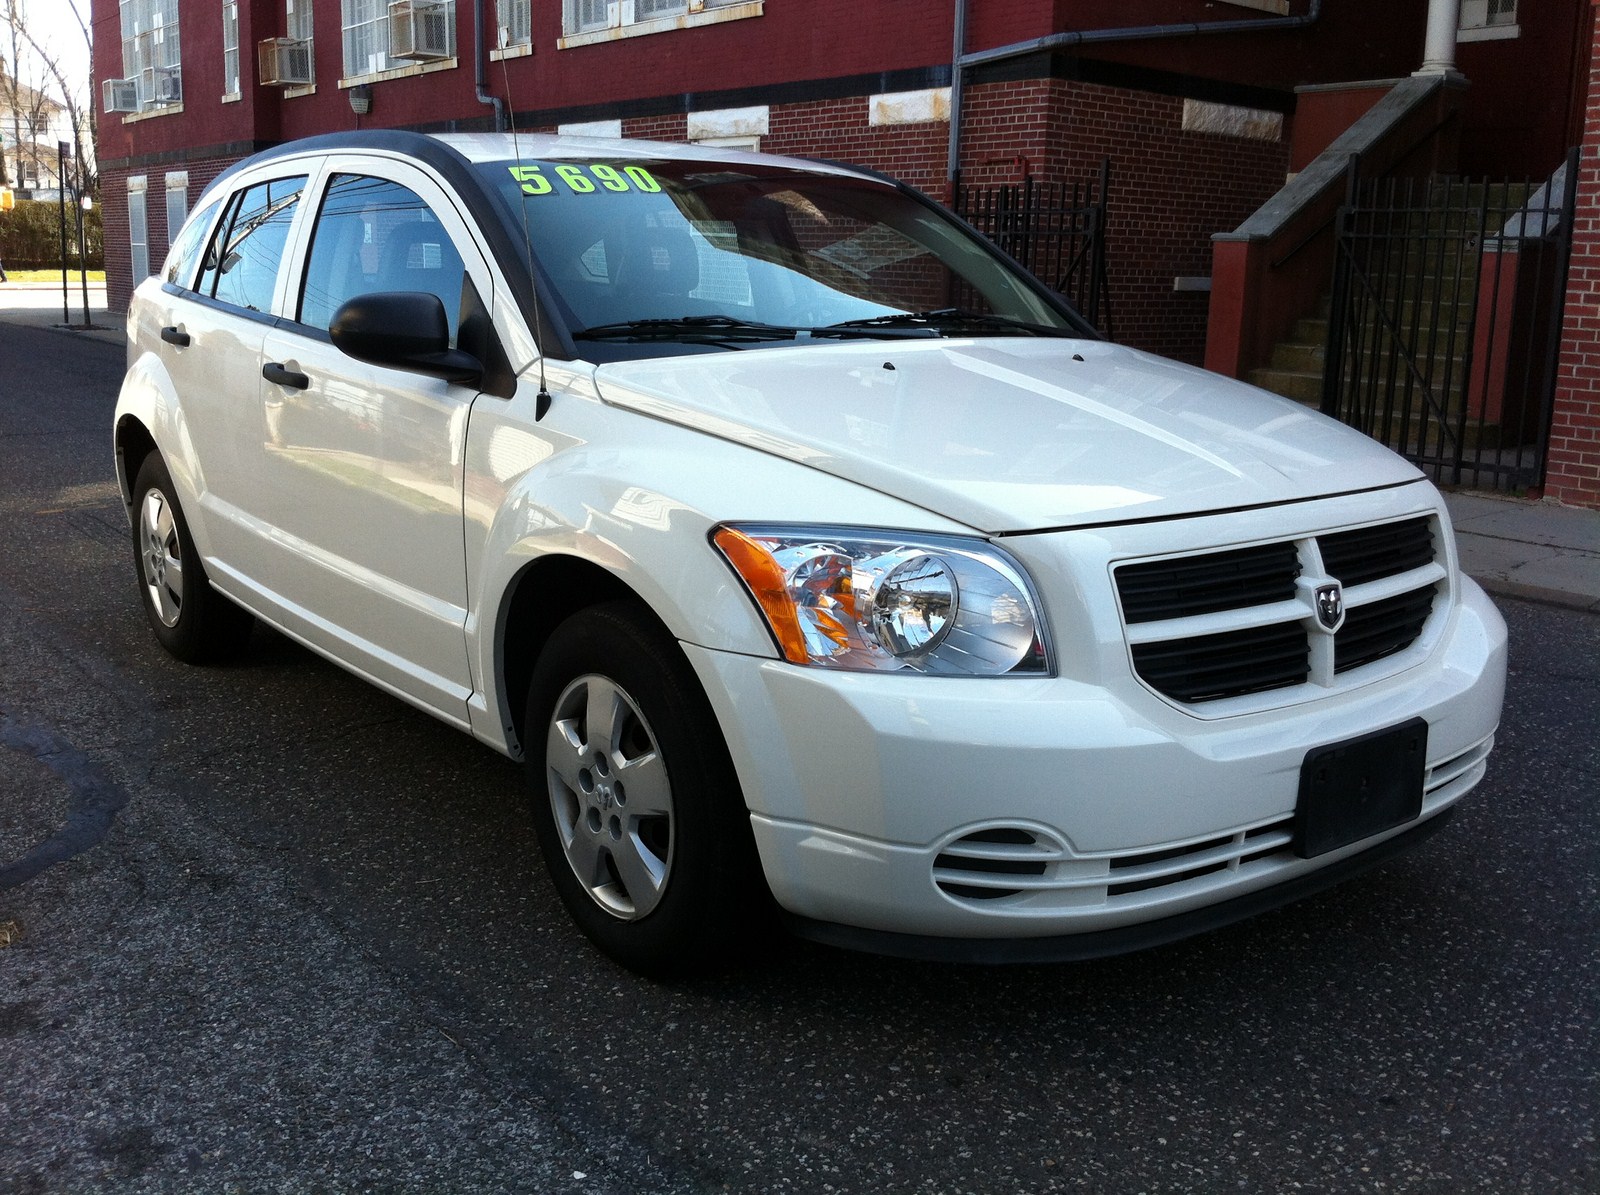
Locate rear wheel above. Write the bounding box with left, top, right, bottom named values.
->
left=525, top=601, right=765, bottom=976
left=130, top=454, right=254, bottom=663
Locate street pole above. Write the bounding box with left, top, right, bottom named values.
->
left=75, top=164, right=89, bottom=327
left=56, top=141, right=68, bottom=325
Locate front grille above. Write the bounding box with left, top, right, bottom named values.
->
left=1317, top=517, right=1433, bottom=586
left=1107, top=820, right=1289, bottom=896
left=1335, top=585, right=1437, bottom=673
left=1130, top=623, right=1309, bottom=703
left=1116, top=541, right=1300, bottom=623
left=934, top=827, right=1057, bottom=900
left=933, top=818, right=1295, bottom=909
left=1114, top=516, right=1444, bottom=705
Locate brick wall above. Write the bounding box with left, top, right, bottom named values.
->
left=961, top=79, right=1290, bottom=365
left=99, top=79, right=1289, bottom=370
left=1545, top=4, right=1600, bottom=508
left=102, top=155, right=244, bottom=312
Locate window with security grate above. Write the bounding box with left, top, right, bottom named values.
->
left=119, top=0, right=182, bottom=111
left=496, top=0, right=532, bottom=45
left=1460, top=0, right=1515, bottom=28
left=562, top=0, right=749, bottom=37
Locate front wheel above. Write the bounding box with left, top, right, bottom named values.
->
left=525, top=602, right=766, bottom=976
left=130, top=454, right=254, bottom=663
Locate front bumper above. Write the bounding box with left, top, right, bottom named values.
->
left=683, top=574, right=1506, bottom=943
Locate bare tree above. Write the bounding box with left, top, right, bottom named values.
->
left=1, top=0, right=94, bottom=196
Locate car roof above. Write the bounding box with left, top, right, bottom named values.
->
left=426, top=131, right=877, bottom=180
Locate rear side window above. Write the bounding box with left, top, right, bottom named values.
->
left=297, top=174, right=467, bottom=344
left=197, top=176, right=308, bottom=314
left=163, top=199, right=222, bottom=290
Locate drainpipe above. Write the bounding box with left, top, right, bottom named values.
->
left=1417, top=0, right=1464, bottom=75
left=474, top=0, right=508, bottom=132
left=947, top=0, right=1324, bottom=182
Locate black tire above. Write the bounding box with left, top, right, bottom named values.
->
left=130, top=453, right=254, bottom=664
left=525, top=601, right=767, bottom=976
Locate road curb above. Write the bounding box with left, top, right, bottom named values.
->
left=1469, top=575, right=1600, bottom=614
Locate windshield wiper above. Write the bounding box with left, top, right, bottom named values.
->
left=812, top=308, right=1073, bottom=339
left=575, top=315, right=799, bottom=343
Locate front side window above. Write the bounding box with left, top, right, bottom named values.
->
left=478, top=158, right=1086, bottom=360
left=298, top=174, right=466, bottom=342
left=119, top=0, right=182, bottom=110
left=198, top=176, right=308, bottom=314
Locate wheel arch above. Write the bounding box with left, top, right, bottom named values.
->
left=115, top=413, right=159, bottom=513
left=496, top=553, right=678, bottom=757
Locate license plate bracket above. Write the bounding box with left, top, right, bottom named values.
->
left=1294, top=718, right=1428, bottom=859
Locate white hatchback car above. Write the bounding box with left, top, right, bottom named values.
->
left=116, top=131, right=1507, bottom=974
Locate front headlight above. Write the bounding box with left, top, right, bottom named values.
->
left=712, top=524, right=1051, bottom=676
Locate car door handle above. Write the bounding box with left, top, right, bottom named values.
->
left=262, top=362, right=310, bottom=390
left=160, top=326, right=190, bottom=347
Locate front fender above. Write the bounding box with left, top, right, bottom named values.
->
left=463, top=375, right=970, bottom=753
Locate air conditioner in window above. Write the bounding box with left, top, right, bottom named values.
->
left=102, top=78, right=140, bottom=113
left=388, top=0, right=452, bottom=61
left=258, top=37, right=314, bottom=86
left=155, top=69, right=183, bottom=104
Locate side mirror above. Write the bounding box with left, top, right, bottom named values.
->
left=329, top=292, right=483, bottom=386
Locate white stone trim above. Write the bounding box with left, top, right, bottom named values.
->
left=869, top=87, right=951, bottom=127
left=687, top=105, right=768, bottom=141
left=559, top=118, right=624, bottom=138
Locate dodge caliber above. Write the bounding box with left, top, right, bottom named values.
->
left=114, top=131, right=1507, bottom=975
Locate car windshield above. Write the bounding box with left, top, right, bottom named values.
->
left=474, top=156, right=1089, bottom=358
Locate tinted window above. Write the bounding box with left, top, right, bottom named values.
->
left=298, top=174, right=466, bottom=344
left=163, top=199, right=221, bottom=289
left=199, top=176, right=307, bottom=314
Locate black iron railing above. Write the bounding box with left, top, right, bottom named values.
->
left=1322, top=149, right=1579, bottom=491
left=955, top=160, right=1112, bottom=336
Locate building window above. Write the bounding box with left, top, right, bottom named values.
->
left=496, top=0, right=530, bottom=46
left=289, top=0, right=315, bottom=43
left=342, top=0, right=456, bottom=79
left=222, top=1, right=241, bottom=96
left=1459, top=0, right=1517, bottom=39
left=561, top=0, right=755, bottom=41
left=166, top=172, right=189, bottom=244
left=128, top=177, right=151, bottom=282
left=119, top=0, right=183, bottom=110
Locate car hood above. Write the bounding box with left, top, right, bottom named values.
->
left=591, top=338, right=1423, bottom=534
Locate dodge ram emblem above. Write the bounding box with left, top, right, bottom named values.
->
left=1315, top=583, right=1345, bottom=632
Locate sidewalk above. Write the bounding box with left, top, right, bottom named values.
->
left=0, top=279, right=122, bottom=346
left=1445, top=491, right=1600, bottom=614
left=1, top=279, right=1595, bottom=611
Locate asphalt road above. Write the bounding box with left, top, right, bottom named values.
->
left=1, top=321, right=1595, bottom=1193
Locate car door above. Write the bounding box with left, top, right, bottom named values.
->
left=244, top=161, right=490, bottom=723
left=160, top=174, right=311, bottom=566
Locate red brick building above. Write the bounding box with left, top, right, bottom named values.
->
left=91, top=0, right=1597, bottom=503
left=1548, top=0, right=1600, bottom=506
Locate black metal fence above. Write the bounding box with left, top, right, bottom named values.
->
left=1321, top=149, right=1579, bottom=491
left=955, top=161, right=1112, bottom=335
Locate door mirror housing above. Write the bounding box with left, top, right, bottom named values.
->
left=329, top=292, right=483, bottom=386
